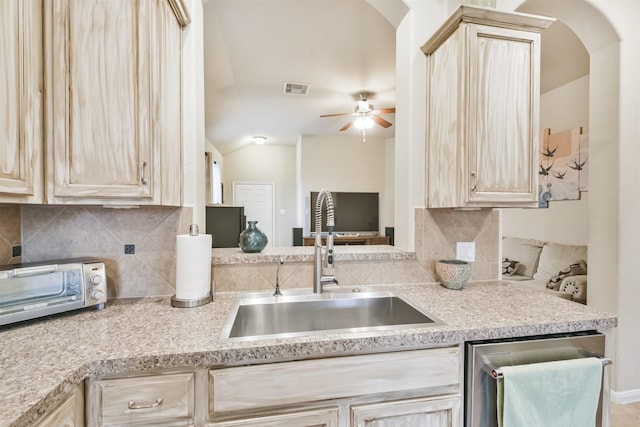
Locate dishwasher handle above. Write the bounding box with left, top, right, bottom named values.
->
left=483, top=356, right=612, bottom=379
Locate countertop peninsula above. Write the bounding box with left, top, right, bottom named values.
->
left=211, top=244, right=415, bottom=264
left=0, top=281, right=617, bottom=427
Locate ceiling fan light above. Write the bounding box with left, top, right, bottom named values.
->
left=354, top=116, right=374, bottom=130
left=252, top=135, right=267, bottom=144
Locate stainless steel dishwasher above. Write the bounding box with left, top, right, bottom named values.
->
left=465, top=331, right=612, bottom=427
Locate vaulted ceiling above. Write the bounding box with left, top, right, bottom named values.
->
left=203, top=1, right=588, bottom=155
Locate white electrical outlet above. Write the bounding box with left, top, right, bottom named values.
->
left=456, top=242, right=475, bottom=262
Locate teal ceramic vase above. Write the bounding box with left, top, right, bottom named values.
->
left=239, top=221, right=268, bottom=253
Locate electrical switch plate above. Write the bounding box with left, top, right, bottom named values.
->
left=456, top=242, right=475, bottom=262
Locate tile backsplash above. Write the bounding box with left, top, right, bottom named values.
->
left=0, top=206, right=22, bottom=264
left=1, top=204, right=499, bottom=298
left=20, top=205, right=193, bottom=298
left=415, top=208, right=500, bottom=281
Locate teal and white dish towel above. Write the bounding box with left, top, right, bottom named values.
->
left=497, top=357, right=603, bottom=427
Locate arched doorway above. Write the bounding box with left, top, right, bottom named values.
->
left=514, top=0, right=636, bottom=402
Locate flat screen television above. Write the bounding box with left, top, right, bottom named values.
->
left=310, top=191, right=379, bottom=234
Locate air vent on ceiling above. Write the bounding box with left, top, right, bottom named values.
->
left=283, top=82, right=310, bottom=95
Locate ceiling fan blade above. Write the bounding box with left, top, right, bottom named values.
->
left=372, top=115, right=393, bottom=128
left=320, top=112, right=352, bottom=118
left=339, top=121, right=353, bottom=131
left=372, top=107, right=396, bottom=114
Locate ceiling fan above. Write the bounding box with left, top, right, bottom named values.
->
left=320, top=93, right=396, bottom=142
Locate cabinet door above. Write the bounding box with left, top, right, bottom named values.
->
left=210, top=407, right=339, bottom=427
left=351, top=395, right=462, bottom=427
left=34, top=385, right=84, bottom=427
left=425, top=29, right=463, bottom=208
left=49, top=0, right=153, bottom=201
left=0, top=0, right=43, bottom=203
left=465, top=24, right=539, bottom=205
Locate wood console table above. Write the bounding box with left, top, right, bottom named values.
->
left=303, top=235, right=391, bottom=246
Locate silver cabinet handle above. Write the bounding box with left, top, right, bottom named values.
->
left=470, top=171, right=477, bottom=192
left=141, top=161, right=148, bottom=185
left=127, top=398, right=163, bottom=410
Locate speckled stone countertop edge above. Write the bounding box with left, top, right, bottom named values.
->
left=212, top=245, right=416, bottom=264
left=1, top=281, right=618, bottom=427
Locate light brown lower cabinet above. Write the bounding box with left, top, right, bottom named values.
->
left=34, top=384, right=84, bottom=427
left=207, top=396, right=461, bottom=427
left=209, top=347, right=462, bottom=427
left=82, top=347, right=463, bottom=427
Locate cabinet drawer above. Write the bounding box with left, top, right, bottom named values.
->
left=210, top=347, right=460, bottom=413
left=93, top=372, right=195, bottom=426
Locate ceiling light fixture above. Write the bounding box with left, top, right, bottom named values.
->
left=252, top=135, right=267, bottom=145
left=354, top=115, right=374, bottom=130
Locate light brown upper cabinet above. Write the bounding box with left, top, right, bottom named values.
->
left=422, top=6, right=554, bottom=208
left=0, top=0, right=188, bottom=206
left=0, top=0, right=44, bottom=204
left=46, top=0, right=188, bottom=205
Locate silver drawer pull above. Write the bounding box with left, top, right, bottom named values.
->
left=470, top=171, right=477, bottom=192
left=141, top=161, right=148, bottom=185
left=127, top=398, right=163, bottom=410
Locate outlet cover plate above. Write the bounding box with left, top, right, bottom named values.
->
left=456, top=242, right=475, bottom=262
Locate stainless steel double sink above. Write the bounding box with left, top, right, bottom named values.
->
left=220, top=288, right=443, bottom=341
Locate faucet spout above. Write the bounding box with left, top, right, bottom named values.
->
left=313, top=189, right=336, bottom=293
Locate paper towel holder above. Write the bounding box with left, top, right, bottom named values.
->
left=171, top=224, right=213, bottom=308
left=171, top=293, right=212, bottom=308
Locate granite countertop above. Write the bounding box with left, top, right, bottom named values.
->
left=0, top=281, right=617, bottom=427
left=212, top=245, right=415, bottom=264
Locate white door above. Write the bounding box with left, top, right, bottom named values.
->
left=233, top=183, right=275, bottom=247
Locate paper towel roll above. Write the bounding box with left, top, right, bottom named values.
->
left=175, top=233, right=212, bottom=300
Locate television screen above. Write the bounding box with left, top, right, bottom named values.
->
left=310, top=192, right=379, bottom=233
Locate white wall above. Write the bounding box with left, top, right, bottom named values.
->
left=223, top=144, right=297, bottom=246
left=384, top=138, right=395, bottom=229
left=300, top=134, right=387, bottom=235
left=182, top=0, right=206, bottom=230
left=501, top=76, right=589, bottom=245
left=221, top=134, right=389, bottom=244
left=393, top=0, right=450, bottom=250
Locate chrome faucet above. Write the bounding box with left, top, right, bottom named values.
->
left=313, top=189, right=338, bottom=293
left=273, top=256, right=283, bottom=296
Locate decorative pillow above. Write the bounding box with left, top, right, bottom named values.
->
left=533, top=243, right=588, bottom=282
left=546, top=259, right=588, bottom=290
left=501, top=237, right=545, bottom=278
left=502, top=258, right=521, bottom=276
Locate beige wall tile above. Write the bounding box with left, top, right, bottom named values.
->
left=0, top=206, right=21, bottom=264
left=21, top=206, right=188, bottom=299
left=415, top=208, right=500, bottom=282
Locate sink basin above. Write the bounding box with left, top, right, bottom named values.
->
left=220, top=289, right=442, bottom=340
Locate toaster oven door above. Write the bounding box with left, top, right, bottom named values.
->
left=0, top=265, right=86, bottom=325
